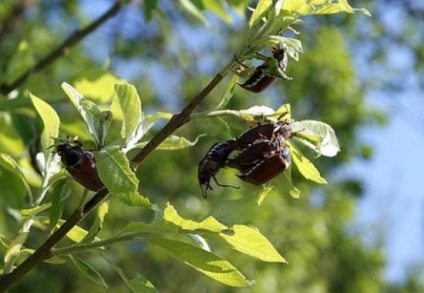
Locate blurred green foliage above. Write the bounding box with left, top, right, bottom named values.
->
left=1, top=0, right=424, bottom=292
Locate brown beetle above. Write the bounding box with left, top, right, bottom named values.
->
left=238, top=146, right=291, bottom=186
left=237, top=121, right=293, bottom=149
left=227, top=139, right=280, bottom=172
left=198, top=140, right=238, bottom=198
left=239, top=46, right=289, bottom=93
left=55, top=139, right=104, bottom=191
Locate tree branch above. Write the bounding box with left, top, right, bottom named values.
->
left=0, top=0, right=129, bottom=96
left=0, top=188, right=109, bottom=291
left=0, top=60, right=234, bottom=292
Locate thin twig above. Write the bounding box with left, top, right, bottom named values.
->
left=0, top=0, right=128, bottom=96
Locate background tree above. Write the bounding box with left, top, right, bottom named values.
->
left=0, top=0, right=423, bottom=292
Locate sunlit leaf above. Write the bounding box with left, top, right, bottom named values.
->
left=96, top=146, right=138, bottom=195
left=219, top=225, right=287, bottom=263
left=30, top=94, right=60, bottom=157
left=294, top=120, right=340, bottom=157
left=147, top=238, right=253, bottom=287
left=249, top=0, right=272, bottom=27
left=4, top=232, right=28, bottom=265
left=164, top=203, right=227, bottom=232
left=289, top=143, right=327, bottom=184
left=114, top=83, right=144, bottom=142
left=61, top=82, right=112, bottom=147
left=74, top=71, right=124, bottom=102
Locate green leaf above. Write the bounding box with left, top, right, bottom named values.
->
left=289, top=143, right=327, bottom=184
left=147, top=238, right=253, bottom=287
left=114, top=83, right=144, bottom=142
left=74, top=71, right=124, bottom=102
left=293, top=120, right=340, bottom=157
left=70, top=256, right=108, bottom=288
left=215, top=74, right=238, bottom=109
left=122, top=221, right=175, bottom=235
left=21, top=203, right=50, bottom=217
left=4, top=232, right=28, bottom=265
left=96, top=146, right=138, bottom=195
left=0, top=153, right=32, bottom=208
left=64, top=223, right=90, bottom=243
left=219, top=225, right=287, bottom=263
left=164, top=203, right=227, bottom=232
left=96, top=146, right=155, bottom=208
left=81, top=200, right=109, bottom=243
left=113, top=192, right=154, bottom=209
left=30, top=94, right=60, bottom=157
left=249, top=0, right=272, bottom=27
left=128, top=274, right=158, bottom=293
left=49, top=180, right=69, bottom=232
left=61, top=82, right=112, bottom=147
left=211, top=187, right=272, bottom=225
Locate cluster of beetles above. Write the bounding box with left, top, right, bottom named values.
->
left=198, top=119, right=293, bottom=198
left=54, top=44, right=294, bottom=198
left=198, top=45, right=293, bottom=197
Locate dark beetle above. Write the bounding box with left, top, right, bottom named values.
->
left=227, top=139, right=279, bottom=172
left=55, top=140, right=104, bottom=191
left=237, top=121, right=293, bottom=149
left=238, top=146, right=291, bottom=186
left=239, top=46, right=289, bottom=93
left=198, top=140, right=238, bottom=198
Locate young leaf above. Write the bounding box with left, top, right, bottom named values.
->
left=147, top=238, right=253, bottom=287
left=4, top=232, right=28, bottom=266
left=293, top=120, right=340, bottom=157
left=289, top=143, right=327, bottom=184
left=96, top=146, right=138, bottom=196
left=163, top=203, right=227, bottom=232
left=218, top=225, right=287, bottom=263
left=70, top=256, right=108, bottom=288
left=113, top=192, right=154, bottom=209
left=61, top=82, right=112, bottom=147
left=64, top=223, right=90, bottom=243
left=114, top=83, right=144, bottom=142
left=49, top=180, right=69, bottom=232
left=249, top=0, right=272, bottom=27
left=81, top=200, right=109, bottom=243
left=30, top=94, right=60, bottom=157
left=96, top=146, right=154, bottom=209
left=215, top=70, right=238, bottom=110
